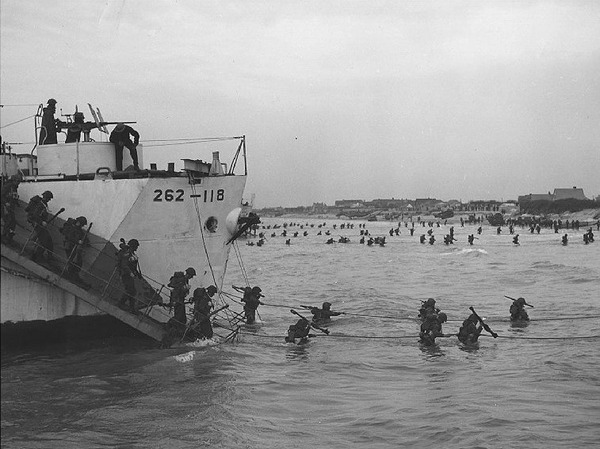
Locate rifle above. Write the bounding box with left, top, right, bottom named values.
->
left=46, top=207, right=66, bottom=225
left=57, top=121, right=136, bottom=133
left=61, top=222, right=93, bottom=277
left=290, top=309, right=329, bottom=335
left=469, top=307, right=498, bottom=338
left=505, top=295, right=534, bottom=308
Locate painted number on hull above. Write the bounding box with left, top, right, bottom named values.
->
left=153, top=189, right=185, bottom=202
left=202, top=189, right=225, bottom=202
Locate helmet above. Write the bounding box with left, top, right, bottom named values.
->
left=438, top=312, right=447, bottom=323
left=128, top=239, right=139, bottom=249
left=185, top=267, right=196, bottom=276
left=322, top=302, right=331, bottom=310
left=76, top=216, right=87, bottom=226
left=207, top=285, right=217, bottom=295
left=425, top=298, right=436, bottom=306
left=193, top=287, right=206, bottom=298
left=47, top=98, right=57, bottom=105
left=516, top=297, right=526, bottom=306
left=42, top=190, right=53, bottom=199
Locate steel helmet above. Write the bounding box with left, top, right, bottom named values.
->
left=322, top=302, right=332, bottom=310
left=76, top=216, right=87, bottom=226
left=128, top=239, right=139, bottom=249
left=516, top=297, right=526, bottom=306
left=185, top=267, right=196, bottom=276
left=47, top=98, right=57, bottom=105
left=438, top=312, right=448, bottom=323
left=42, top=190, right=53, bottom=199
left=207, top=285, right=217, bottom=295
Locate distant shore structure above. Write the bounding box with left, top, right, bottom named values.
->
left=256, top=186, right=598, bottom=221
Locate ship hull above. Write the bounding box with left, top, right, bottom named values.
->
left=1, top=173, right=247, bottom=325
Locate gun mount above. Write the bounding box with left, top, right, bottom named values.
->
left=55, top=103, right=135, bottom=143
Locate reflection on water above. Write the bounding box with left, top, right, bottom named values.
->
left=419, top=343, right=446, bottom=359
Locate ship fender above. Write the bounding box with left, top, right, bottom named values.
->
left=225, top=207, right=243, bottom=236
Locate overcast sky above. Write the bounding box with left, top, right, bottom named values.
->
left=1, top=0, right=599, bottom=207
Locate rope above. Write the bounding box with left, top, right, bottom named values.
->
left=262, top=303, right=293, bottom=309
left=232, top=242, right=250, bottom=286
left=238, top=332, right=600, bottom=341
left=491, top=334, right=600, bottom=340
left=142, top=136, right=243, bottom=148
left=188, top=174, right=218, bottom=287
left=0, top=103, right=42, bottom=107
left=0, top=114, right=37, bottom=129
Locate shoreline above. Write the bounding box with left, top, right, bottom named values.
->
left=259, top=208, right=600, bottom=225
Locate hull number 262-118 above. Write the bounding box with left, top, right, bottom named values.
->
left=153, top=189, right=225, bottom=202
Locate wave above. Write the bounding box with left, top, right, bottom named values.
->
left=441, top=248, right=488, bottom=256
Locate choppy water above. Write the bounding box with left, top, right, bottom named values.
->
left=2, top=218, right=600, bottom=448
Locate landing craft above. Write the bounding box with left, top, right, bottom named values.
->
left=1, top=101, right=255, bottom=346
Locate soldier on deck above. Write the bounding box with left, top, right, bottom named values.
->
left=190, top=285, right=218, bottom=339
left=64, top=111, right=85, bottom=143
left=26, top=190, right=55, bottom=262
left=110, top=123, right=140, bottom=171
left=61, top=216, right=90, bottom=287
left=1, top=174, right=21, bottom=243
left=39, top=99, right=59, bottom=145
left=116, top=239, right=142, bottom=312
left=168, top=267, right=196, bottom=325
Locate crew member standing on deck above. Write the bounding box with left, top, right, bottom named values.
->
left=64, top=111, right=85, bottom=143
left=39, top=99, right=60, bottom=145
left=117, top=239, right=142, bottom=312
left=110, top=123, right=140, bottom=171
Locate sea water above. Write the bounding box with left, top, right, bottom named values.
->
left=2, top=218, right=599, bottom=448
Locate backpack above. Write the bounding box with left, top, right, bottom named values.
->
left=116, top=238, right=130, bottom=270
left=168, top=271, right=186, bottom=289
left=25, top=195, right=44, bottom=222
left=60, top=217, right=76, bottom=235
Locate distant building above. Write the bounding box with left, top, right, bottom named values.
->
left=466, top=200, right=502, bottom=212
left=365, top=198, right=413, bottom=209
left=518, top=193, right=553, bottom=203
left=334, top=199, right=364, bottom=208
left=414, top=198, right=439, bottom=211
left=553, top=187, right=587, bottom=201
left=519, top=186, right=588, bottom=203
